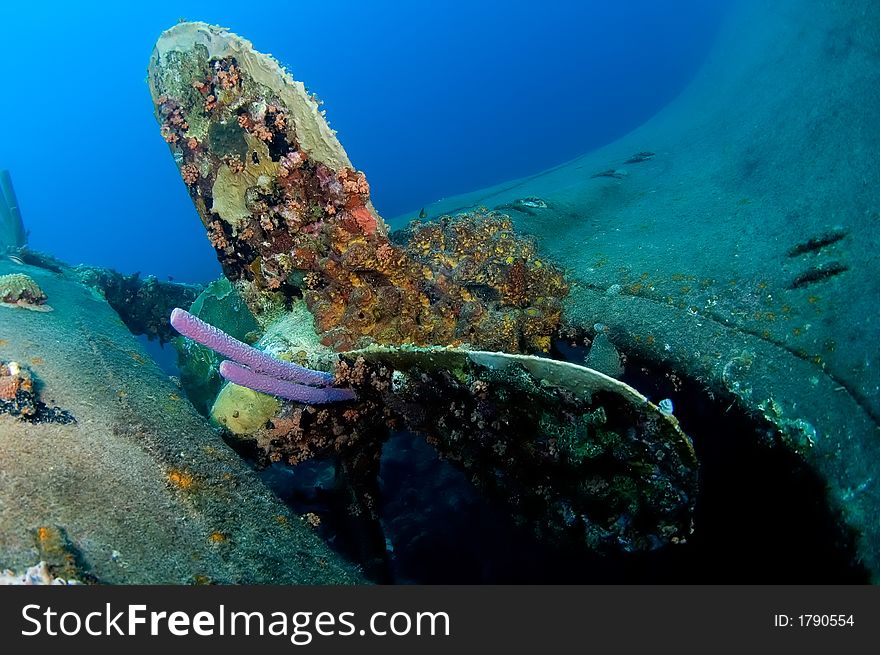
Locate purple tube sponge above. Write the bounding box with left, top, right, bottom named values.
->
left=219, top=361, right=356, bottom=404
left=170, top=308, right=333, bottom=386
left=170, top=307, right=356, bottom=404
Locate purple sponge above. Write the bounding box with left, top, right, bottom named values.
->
left=170, top=308, right=333, bottom=386
left=219, top=361, right=357, bottom=404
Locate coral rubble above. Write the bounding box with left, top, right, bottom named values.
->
left=0, top=361, right=74, bottom=424
left=0, top=273, right=51, bottom=311
left=0, top=561, right=80, bottom=585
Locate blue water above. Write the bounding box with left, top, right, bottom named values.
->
left=0, top=0, right=726, bottom=283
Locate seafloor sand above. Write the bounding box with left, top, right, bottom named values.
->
left=0, top=261, right=362, bottom=583
left=391, top=0, right=880, bottom=578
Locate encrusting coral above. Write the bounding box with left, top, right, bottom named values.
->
left=0, top=273, right=51, bottom=311
left=340, top=346, right=697, bottom=553
left=167, top=307, right=698, bottom=556
left=76, top=267, right=203, bottom=343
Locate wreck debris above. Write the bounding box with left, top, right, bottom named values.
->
left=0, top=169, right=27, bottom=255
left=76, top=267, right=203, bottom=343
left=514, top=197, right=548, bottom=209
left=584, top=331, right=625, bottom=379
left=227, top=343, right=697, bottom=553
left=220, top=343, right=696, bottom=560
left=496, top=197, right=550, bottom=217
left=150, top=23, right=698, bottom=569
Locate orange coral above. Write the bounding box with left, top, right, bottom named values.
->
left=222, top=154, right=245, bottom=174
left=207, top=220, right=229, bottom=250
left=181, top=163, right=200, bottom=185
left=0, top=362, right=31, bottom=400
left=253, top=124, right=273, bottom=141
left=157, top=96, right=188, bottom=143
left=267, top=105, right=287, bottom=130
left=349, top=206, right=377, bottom=235
left=217, top=63, right=240, bottom=89
left=339, top=169, right=370, bottom=195
left=167, top=468, right=195, bottom=490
